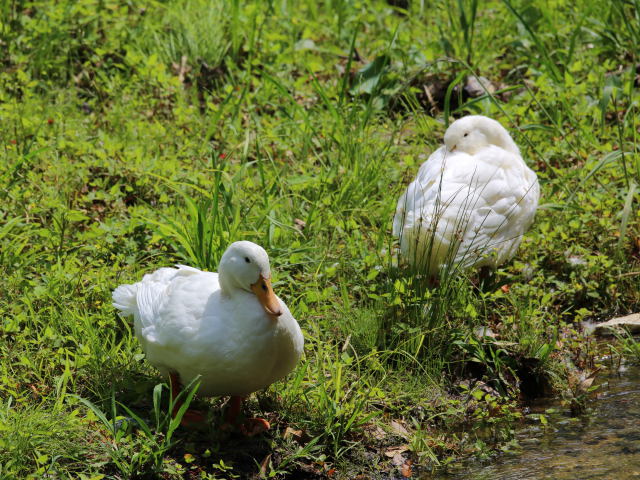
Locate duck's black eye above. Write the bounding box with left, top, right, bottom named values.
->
left=262, top=283, right=268, bottom=292
left=463, top=132, right=468, bottom=137
left=244, top=257, right=250, bottom=263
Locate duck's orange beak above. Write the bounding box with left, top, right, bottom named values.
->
left=250, top=275, right=282, bottom=319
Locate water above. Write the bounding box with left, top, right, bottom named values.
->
left=435, top=365, right=640, bottom=480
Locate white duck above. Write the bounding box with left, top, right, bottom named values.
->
left=393, top=115, right=539, bottom=277
left=112, top=241, right=304, bottom=434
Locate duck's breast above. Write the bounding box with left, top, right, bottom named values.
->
left=166, top=291, right=302, bottom=397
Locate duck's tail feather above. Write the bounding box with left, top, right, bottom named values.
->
left=112, top=283, right=139, bottom=317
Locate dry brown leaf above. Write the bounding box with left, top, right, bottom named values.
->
left=364, top=423, right=387, bottom=440
left=401, top=460, right=413, bottom=478
left=581, top=377, right=596, bottom=390
left=580, top=368, right=601, bottom=391
left=259, top=453, right=272, bottom=477
left=171, top=55, right=191, bottom=84
left=392, top=452, right=405, bottom=466
left=372, top=426, right=387, bottom=440
left=384, top=444, right=410, bottom=458
left=390, top=420, right=410, bottom=439
left=283, top=426, right=303, bottom=440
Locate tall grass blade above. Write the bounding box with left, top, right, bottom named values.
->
left=617, top=180, right=637, bottom=256
left=501, top=0, right=562, bottom=82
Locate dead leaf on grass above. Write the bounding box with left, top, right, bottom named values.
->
left=401, top=459, right=413, bottom=478
left=283, top=426, right=306, bottom=442
left=368, top=425, right=387, bottom=440
left=580, top=368, right=601, bottom=391
left=384, top=444, right=410, bottom=458
left=390, top=420, right=410, bottom=439
left=171, top=55, right=191, bottom=84
left=259, top=453, right=272, bottom=477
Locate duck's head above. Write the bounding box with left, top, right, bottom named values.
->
left=443, top=115, right=519, bottom=156
left=219, top=241, right=283, bottom=319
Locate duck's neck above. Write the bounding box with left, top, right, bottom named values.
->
left=218, top=254, right=237, bottom=297
left=218, top=271, right=239, bottom=297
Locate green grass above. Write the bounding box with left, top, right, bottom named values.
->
left=1, top=0, right=639, bottom=478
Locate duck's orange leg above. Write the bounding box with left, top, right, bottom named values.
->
left=169, top=371, right=205, bottom=426
left=225, top=395, right=244, bottom=424
left=223, top=395, right=270, bottom=436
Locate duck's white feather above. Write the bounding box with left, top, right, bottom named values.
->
left=393, top=116, right=539, bottom=276
left=113, top=247, right=303, bottom=397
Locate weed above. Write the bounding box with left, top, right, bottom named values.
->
left=0, top=0, right=639, bottom=478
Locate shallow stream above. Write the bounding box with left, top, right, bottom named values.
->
left=435, top=364, right=640, bottom=479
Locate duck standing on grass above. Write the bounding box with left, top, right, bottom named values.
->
left=112, top=241, right=304, bottom=436
left=393, top=115, right=539, bottom=278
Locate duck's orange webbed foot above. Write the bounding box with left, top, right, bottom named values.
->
left=179, top=409, right=207, bottom=427
left=169, top=371, right=207, bottom=427
left=221, top=395, right=270, bottom=436
left=239, top=417, right=271, bottom=436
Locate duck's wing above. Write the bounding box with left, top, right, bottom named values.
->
left=395, top=148, right=476, bottom=237
left=113, top=266, right=207, bottom=345
left=394, top=149, right=479, bottom=272
left=113, top=267, right=177, bottom=320
left=453, top=147, right=540, bottom=266
left=393, top=147, right=448, bottom=236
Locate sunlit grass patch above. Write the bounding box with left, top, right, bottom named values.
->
left=0, top=400, right=101, bottom=478
left=0, top=0, right=639, bottom=477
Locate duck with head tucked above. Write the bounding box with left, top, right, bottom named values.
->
left=112, top=241, right=304, bottom=435
left=393, top=115, right=540, bottom=279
